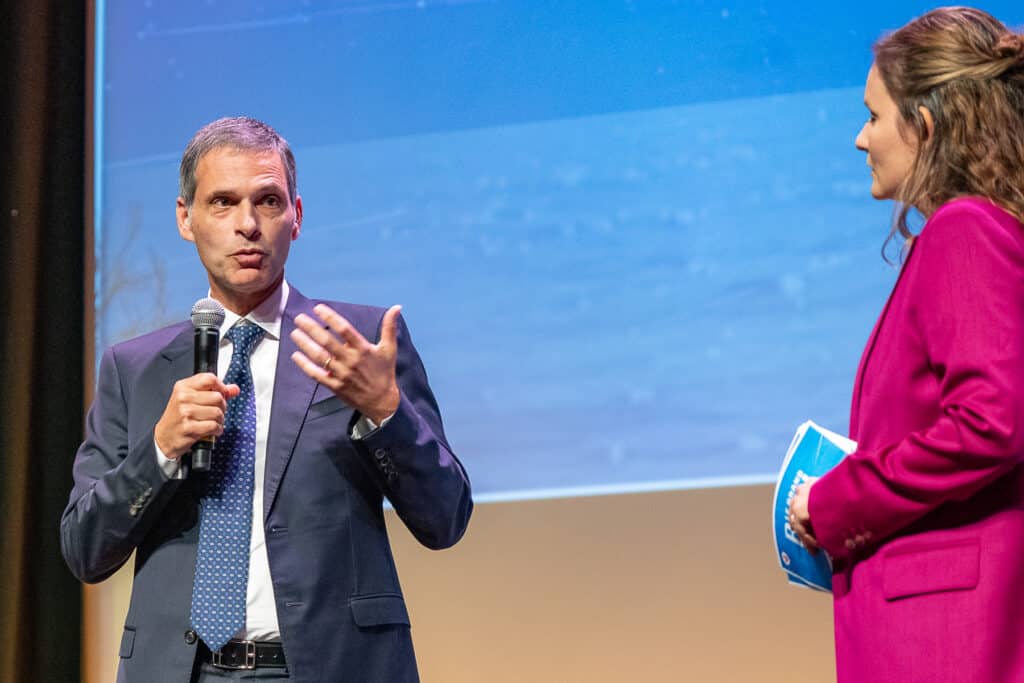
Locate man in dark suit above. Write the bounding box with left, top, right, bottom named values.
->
left=61, top=116, right=473, bottom=682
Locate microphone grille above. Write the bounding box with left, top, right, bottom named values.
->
left=190, top=297, right=226, bottom=329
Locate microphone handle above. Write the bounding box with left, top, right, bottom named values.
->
left=190, top=326, right=220, bottom=472
left=192, top=441, right=214, bottom=471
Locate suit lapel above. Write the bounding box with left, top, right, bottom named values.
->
left=263, top=286, right=320, bottom=522
left=161, top=323, right=195, bottom=391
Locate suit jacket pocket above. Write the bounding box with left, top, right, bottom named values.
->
left=307, top=395, right=349, bottom=421
left=882, top=537, right=980, bottom=600
left=349, top=594, right=410, bottom=628
left=119, top=627, right=136, bottom=658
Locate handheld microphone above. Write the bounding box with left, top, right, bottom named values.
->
left=190, top=297, right=225, bottom=471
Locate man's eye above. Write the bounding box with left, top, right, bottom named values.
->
left=212, top=197, right=230, bottom=207
left=262, top=195, right=280, bottom=207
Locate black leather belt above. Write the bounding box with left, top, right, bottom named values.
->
left=203, top=639, right=287, bottom=670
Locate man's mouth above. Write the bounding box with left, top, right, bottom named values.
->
left=232, top=249, right=265, bottom=267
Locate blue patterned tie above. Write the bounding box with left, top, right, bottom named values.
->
left=190, top=322, right=264, bottom=651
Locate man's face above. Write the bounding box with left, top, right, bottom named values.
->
left=177, top=147, right=302, bottom=314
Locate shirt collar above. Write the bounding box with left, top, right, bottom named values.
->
left=218, top=279, right=289, bottom=342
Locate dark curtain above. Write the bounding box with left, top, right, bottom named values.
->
left=0, top=1, right=87, bottom=681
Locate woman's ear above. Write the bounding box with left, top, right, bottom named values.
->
left=918, top=105, right=935, bottom=141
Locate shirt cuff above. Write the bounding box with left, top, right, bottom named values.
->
left=351, top=413, right=394, bottom=440
left=155, top=439, right=186, bottom=480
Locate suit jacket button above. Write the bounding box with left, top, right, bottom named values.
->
left=184, top=629, right=198, bottom=644
left=374, top=448, right=387, bottom=460
left=845, top=539, right=856, bottom=550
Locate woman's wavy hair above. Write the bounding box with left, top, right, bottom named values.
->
left=874, top=7, right=1024, bottom=252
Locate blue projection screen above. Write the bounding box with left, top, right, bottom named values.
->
left=94, top=1, right=1024, bottom=500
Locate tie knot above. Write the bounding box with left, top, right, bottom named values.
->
left=226, top=322, right=264, bottom=359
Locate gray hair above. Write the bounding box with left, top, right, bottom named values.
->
left=179, top=116, right=297, bottom=207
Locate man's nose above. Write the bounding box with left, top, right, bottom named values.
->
left=237, top=204, right=259, bottom=238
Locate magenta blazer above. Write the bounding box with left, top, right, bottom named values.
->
left=809, top=197, right=1024, bottom=683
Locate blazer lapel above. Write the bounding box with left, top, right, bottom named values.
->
left=263, top=286, right=320, bottom=522
left=161, top=323, right=195, bottom=390
left=850, top=320, right=883, bottom=439
left=850, top=241, right=918, bottom=438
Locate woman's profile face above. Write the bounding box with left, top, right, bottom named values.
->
left=855, top=65, right=919, bottom=200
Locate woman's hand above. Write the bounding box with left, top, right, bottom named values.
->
left=788, top=477, right=820, bottom=554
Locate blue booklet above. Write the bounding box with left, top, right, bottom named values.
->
left=772, top=421, right=856, bottom=592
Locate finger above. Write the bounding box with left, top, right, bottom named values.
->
left=795, top=524, right=819, bottom=554
left=378, top=305, right=402, bottom=351
left=290, top=349, right=336, bottom=384
left=795, top=523, right=817, bottom=547
left=188, top=389, right=231, bottom=409
left=313, top=304, right=368, bottom=348
left=185, top=372, right=223, bottom=389
left=186, top=419, right=227, bottom=440
left=293, top=315, right=357, bottom=364
left=294, top=313, right=345, bottom=352
left=788, top=512, right=811, bottom=544
left=290, top=327, right=346, bottom=370
left=185, top=374, right=239, bottom=399
left=186, top=404, right=228, bottom=426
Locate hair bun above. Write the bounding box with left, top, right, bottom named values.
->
left=995, top=32, right=1024, bottom=61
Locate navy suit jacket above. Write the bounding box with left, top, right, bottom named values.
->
left=61, top=287, right=473, bottom=682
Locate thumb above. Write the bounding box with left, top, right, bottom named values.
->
left=379, top=305, right=402, bottom=352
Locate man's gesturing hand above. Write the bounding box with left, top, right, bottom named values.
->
left=154, top=373, right=240, bottom=460
left=290, top=304, right=401, bottom=425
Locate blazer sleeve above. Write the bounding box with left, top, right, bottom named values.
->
left=810, top=202, right=1024, bottom=560
left=60, top=346, right=185, bottom=583
left=356, top=312, right=473, bottom=550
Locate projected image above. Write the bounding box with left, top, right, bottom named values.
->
left=94, top=1, right=1024, bottom=498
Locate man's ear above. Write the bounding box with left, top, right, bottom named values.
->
left=291, top=195, right=303, bottom=241
left=919, top=105, right=935, bottom=141
left=176, top=197, right=195, bottom=242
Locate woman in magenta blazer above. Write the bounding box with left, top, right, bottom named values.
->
left=788, top=8, right=1024, bottom=682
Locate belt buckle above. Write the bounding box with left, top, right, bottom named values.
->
left=211, top=640, right=257, bottom=670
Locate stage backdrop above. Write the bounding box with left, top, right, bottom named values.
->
left=84, top=2, right=1024, bottom=681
